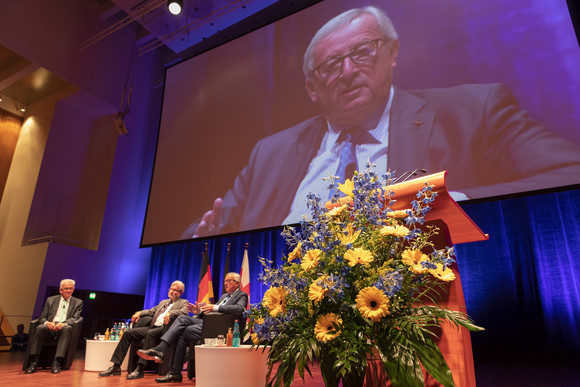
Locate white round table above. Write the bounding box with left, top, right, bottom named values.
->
left=194, top=344, right=269, bottom=386
left=85, top=340, right=129, bottom=371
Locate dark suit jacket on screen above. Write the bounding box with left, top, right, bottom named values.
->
left=189, top=83, right=580, bottom=236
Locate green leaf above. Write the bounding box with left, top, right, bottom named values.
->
left=384, top=349, right=424, bottom=387
left=409, top=335, right=454, bottom=386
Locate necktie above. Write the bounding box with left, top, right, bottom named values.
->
left=60, top=301, right=67, bottom=322
left=330, top=128, right=376, bottom=198
left=219, top=295, right=231, bottom=306
left=151, top=301, right=172, bottom=327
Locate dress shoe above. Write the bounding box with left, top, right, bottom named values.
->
left=126, top=368, right=144, bottom=380
left=137, top=348, right=164, bottom=363
left=155, top=372, right=183, bottom=383
left=98, top=365, right=122, bottom=376
left=51, top=360, right=61, bottom=374
left=25, top=361, right=38, bottom=374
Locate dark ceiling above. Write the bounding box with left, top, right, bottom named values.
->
left=0, top=0, right=317, bottom=117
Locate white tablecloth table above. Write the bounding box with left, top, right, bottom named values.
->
left=195, top=344, right=269, bottom=386
left=85, top=340, right=129, bottom=371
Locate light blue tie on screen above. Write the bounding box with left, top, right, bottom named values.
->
left=330, top=128, right=376, bottom=199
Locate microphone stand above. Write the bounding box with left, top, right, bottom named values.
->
left=393, top=169, right=428, bottom=184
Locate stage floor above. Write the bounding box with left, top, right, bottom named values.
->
left=2, top=350, right=579, bottom=386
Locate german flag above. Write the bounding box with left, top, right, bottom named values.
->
left=197, top=243, right=214, bottom=304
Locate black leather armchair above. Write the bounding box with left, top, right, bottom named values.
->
left=187, top=312, right=238, bottom=379
left=22, top=317, right=84, bottom=371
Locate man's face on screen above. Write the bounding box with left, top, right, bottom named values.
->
left=306, top=14, right=398, bottom=127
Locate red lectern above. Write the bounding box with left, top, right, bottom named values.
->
left=390, top=171, right=488, bottom=387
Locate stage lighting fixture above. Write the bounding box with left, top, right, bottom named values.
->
left=168, top=0, right=183, bottom=15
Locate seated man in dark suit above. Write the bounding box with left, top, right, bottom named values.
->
left=25, top=279, right=83, bottom=374
left=98, top=280, right=188, bottom=380
left=137, top=272, right=248, bottom=383
left=10, top=324, right=29, bottom=352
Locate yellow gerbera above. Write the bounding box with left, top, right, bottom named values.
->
left=314, top=313, right=343, bottom=342
left=263, top=287, right=288, bottom=317
left=386, top=210, right=410, bottom=218
left=251, top=332, right=260, bottom=345
left=301, top=249, right=321, bottom=270
left=344, top=248, right=374, bottom=266
left=401, top=249, right=430, bottom=274
left=308, top=276, right=333, bottom=303
left=338, top=223, right=362, bottom=245
left=288, top=242, right=302, bottom=263
left=379, top=224, right=410, bottom=238
left=308, top=282, right=326, bottom=303
left=338, top=179, right=354, bottom=197
left=356, top=287, right=390, bottom=322
left=326, top=204, right=348, bottom=217
left=429, top=263, right=456, bottom=282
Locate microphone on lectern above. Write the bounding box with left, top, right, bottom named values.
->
left=393, top=169, right=428, bottom=184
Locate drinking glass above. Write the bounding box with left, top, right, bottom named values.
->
left=217, top=334, right=225, bottom=346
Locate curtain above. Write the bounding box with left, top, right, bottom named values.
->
left=145, top=228, right=288, bottom=309
left=456, top=188, right=580, bottom=362
left=147, top=187, right=580, bottom=362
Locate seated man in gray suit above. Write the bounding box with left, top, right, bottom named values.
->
left=99, top=280, right=188, bottom=380
left=137, top=272, right=248, bottom=383
left=25, top=279, right=83, bottom=374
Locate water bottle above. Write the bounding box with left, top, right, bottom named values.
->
left=119, top=322, right=125, bottom=339
left=232, top=320, right=240, bottom=347
left=112, top=322, right=118, bottom=341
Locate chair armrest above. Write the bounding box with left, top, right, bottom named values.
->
left=28, top=319, right=40, bottom=336
left=134, top=315, right=153, bottom=328
left=70, top=317, right=83, bottom=330
left=200, top=312, right=237, bottom=340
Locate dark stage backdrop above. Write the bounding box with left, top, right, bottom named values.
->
left=145, top=187, right=580, bottom=363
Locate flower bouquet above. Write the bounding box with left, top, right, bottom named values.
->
left=246, top=167, right=483, bottom=387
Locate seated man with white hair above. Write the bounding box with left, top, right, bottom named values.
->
left=25, top=279, right=83, bottom=374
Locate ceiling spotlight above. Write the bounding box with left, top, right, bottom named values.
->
left=20, top=106, right=27, bottom=112
left=168, top=0, right=183, bottom=15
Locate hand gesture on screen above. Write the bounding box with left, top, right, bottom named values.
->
left=194, top=198, right=223, bottom=237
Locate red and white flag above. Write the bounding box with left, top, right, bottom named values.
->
left=240, top=244, right=251, bottom=342
left=240, top=245, right=250, bottom=308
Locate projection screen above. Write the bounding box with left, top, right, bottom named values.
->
left=142, top=0, right=580, bottom=246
